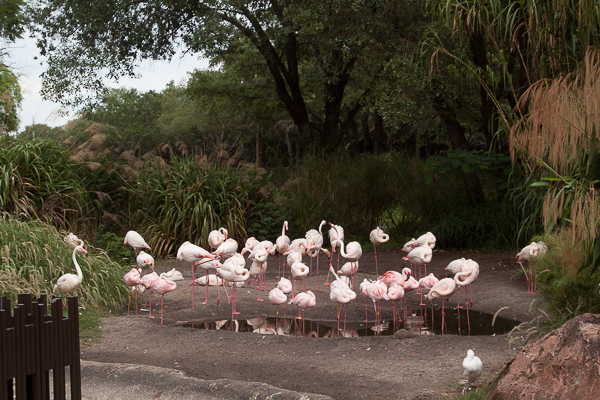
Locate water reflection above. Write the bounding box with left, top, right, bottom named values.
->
left=176, top=306, right=520, bottom=337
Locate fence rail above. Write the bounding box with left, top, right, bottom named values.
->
left=0, top=294, right=81, bottom=400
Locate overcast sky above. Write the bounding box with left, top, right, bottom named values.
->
left=8, top=33, right=209, bottom=130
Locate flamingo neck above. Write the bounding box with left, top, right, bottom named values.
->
left=72, top=246, right=84, bottom=282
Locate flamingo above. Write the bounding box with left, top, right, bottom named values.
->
left=276, top=221, right=291, bottom=278
left=64, top=233, right=84, bottom=249
left=339, top=241, right=362, bottom=283
left=288, top=290, right=316, bottom=321
left=159, top=268, right=184, bottom=281
left=454, top=259, right=480, bottom=332
left=148, top=276, right=177, bottom=325
left=338, top=261, right=359, bottom=289
left=445, top=258, right=468, bottom=307
left=305, top=220, right=326, bottom=287
left=401, top=268, right=420, bottom=323
left=216, top=253, right=249, bottom=318
left=194, top=274, right=226, bottom=286
left=364, top=279, right=389, bottom=332
left=326, top=222, right=344, bottom=284
left=418, top=273, right=439, bottom=306
left=287, top=238, right=308, bottom=255
left=247, top=246, right=269, bottom=292
left=177, top=241, right=215, bottom=307
left=370, top=226, right=389, bottom=276
left=415, top=231, right=436, bottom=249
left=192, top=258, right=223, bottom=305
left=402, top=238, right=416, bottom=253
left=284, top=242, right=306, bottom=280
left=379, top=270, right=405, bottom=287
left=123, top=268, right=142, bottom=315
left=124, top=230, right=151, bottom=258
left=249, top=259, right=268, bottom=301
left=139, top=272, right=160, bottom=319
left=242, top=237, right=260, bottom=254
left=54, top=244, right=88, bottom=296
left=268, top=287, right=288, bottom=321
left=254, top=240, right=276, bottom=255
left=136, top=250, right=154, bottom=273
left=462, top=349, right=483, bottom=395
left=387, top=282, right=405, bottom=330
left=329, top=266, right=357, bottom=331
left=402, top=242, right=432, bottom=278
left=425, top=277, right=456, bottom=334
left=517, top=242, right=546, bottom=293
left=214, top=238, right=238, bottom=261
left=290, top=260, right=310, bottom=295
left=208, top=227, right=228, bottom=250
left=276, top=277, right=293, bottom=319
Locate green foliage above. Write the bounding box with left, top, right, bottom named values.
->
left=129, top=155, right=271, bottom=256
left=534, top=231, right=600, bottom=321
left=0, top=66, right=22, bottom=133
left=0, top=0, right=25, bottom=43
left=0, top=215, right=128, bottom=313
left=94, top=230, right=131, bottom=266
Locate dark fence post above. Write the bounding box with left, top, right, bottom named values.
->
left=68, top=297, right=81, bottom=400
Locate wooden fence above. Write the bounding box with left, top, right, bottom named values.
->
left=0, top=294, right=81, bottom=400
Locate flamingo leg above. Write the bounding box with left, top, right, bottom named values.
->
left=190, top=262, right=195, bottom=307
left=344, top=304, right=348, bottom=332
left=232, top=285, right=240, bottom=316
left=148, top=291, right=154, bottom=319
left=202, top=271, right=209, bottom=305
left=316, top=253, right=320, bottom=287
left=469, top=283, right=474, bottom=306
left=441, top=299, right=445, bottom=334
left=127, top=290, right=131, bottom=316
left=518, top=261, right=531, bottom=293
left=374, top=245, right=378, bottom=276
left=257, top=276, right=264, bottom=301
left=336, top=304, right=341, bottom=331
left=419, top=288, right=425, bottom=306
left=324, top=249, right=332, bottom=285
left=278, top=254, right=281, bottom=280
left=309, top=256, right=313, bottom=291
left=456, top=286, right=463, bottom=308
left=160, top=295, right=165, bottom=325
left=135, top=288, right=138, bottom=315
left=466, top=294, right=471, bottom=334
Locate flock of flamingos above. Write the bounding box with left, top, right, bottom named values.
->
left=53, top=221, right=548, bottom=394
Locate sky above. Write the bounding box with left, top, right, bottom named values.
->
left=8, top=33, right=209, bottom=130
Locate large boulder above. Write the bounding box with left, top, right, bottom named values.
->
left=491, top=313, right=600, bottom=399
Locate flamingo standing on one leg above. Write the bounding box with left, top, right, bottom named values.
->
left=288, top=290, right=316, bottom=334
left=516, top=242, right=545, bottom=293
left=276, top=221, right=291, bottom=279
left=123, top=268, right=142, bottom=315
left=418, top=273, right=439, bottom=306
left=305, top=220, right=326, bottom=288
left=139, top=272, right=160, bottom=319
left=425, top=277, right=456, bottom=334
left=370, top=226, right=389, bottom=277
left=401, top=268, right=420, bottom=324
left=216, top=253, right=250, bottom=318
left=177, top=241, right=216, bottom=308
left=124, top=231, right=151, bottom=258
left=338, top=261, right=359, bottom=289
left=290, top=260, right=310, bottom=296
left=327, top=222, right=344, bottom=285
left=329, top=266, right=357, bottom=331
left=268, top=287, right=288, bottom=324
left=445, top=258, right=468, bottom=307
left=148, top=276, right=177, bottom=325
left=364, top=279, right=389, bottom=334
left=387, top=283, right=405, bottom=331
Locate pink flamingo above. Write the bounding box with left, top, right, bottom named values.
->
left=379, top=270, right=405, bottom=287
left=149, top=276, right=177, bottom=325
left=402, top=238, right=416, bottom=253
left=249, top=259, right=268, bottom=301
left=268, top=287, right=288, bottom=323
left=329, top=266, right=357, bottom=331
left=359, top=279, right=373, bottom=328
left=326, top=222, right=344, bottom=285
left=276, top=221, right=291, bottom=278
left=247, top=246, right=269, bottom=291
left=402, top=242, right=432, bottom=280
left=305, top=220, right=326, bottom=287
left=54, top=245, right=88, bottom=296
left=387, top=282, right=405, bottom=331
left=418, top=273, right=439, bottom=306
left=445, top=258, right=468, bottom=307
left=338, top=261, right=359, bottom=289
left=277, top=277, right=293, bottom=319
left=454, top=259, right=479, bottom=332
left=192, top=258, right=222, bottom=305
left=216, top=253, right=249, bottom=318
left=516, top=242, right=543, bottom=293
left=401, top=268, right=420, bottom=323
left=290, top=260, right=310, bottom=296
left=425, top=277, right=456, bottom=334
left=139, top=272, right=160, bottom=319
left=364, top=279, right=389, bottom=332
left=208, top=227, right=228, bottom=251
left=124, top=230, right=151, bottom=258
left=288, top=290, right=316, bottom=325
left=177, top=241, right=215, bottom=307
left=241, top=237, right=260, bottom=254
left=123, top=268, right=142, bottom=315
left=370, top=226, right=389, bottom=276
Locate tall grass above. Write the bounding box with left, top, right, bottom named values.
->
left=129, top=154, right=271, bottom=256
left=0, top=215, right=128, bottom=312
left=534, top=231, right=600, bottom=321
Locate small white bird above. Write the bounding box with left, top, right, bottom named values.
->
left=462, top=349, right=483, bottom=395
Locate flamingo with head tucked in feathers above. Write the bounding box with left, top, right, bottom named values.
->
left=216, top=253, right=249, bottom=318
left=208, top=227, right=228, bottom=251
left=425, top=277, right=456, bottom=334
left=123, top=267, right=142, bottom=315
left=403, top=242, right=432, bottom=278
left=192, top=258, right=223, bottom=305
left=329, top=266, right=357, bottom=331
left=139, top=272, right=160, bottom=319
left=370, top=226, right=389, bottom=276
left=148, top=276, right=177, bottom=325
left=454, top=259, right=479, bottom=332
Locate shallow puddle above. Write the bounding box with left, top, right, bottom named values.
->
left=175, top=305, right=520, bottom=337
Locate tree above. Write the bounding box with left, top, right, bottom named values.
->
left=0, top=0, right=25, bottom=62
left=0, top=65, right=21, bottom=134
left=28, top=0, right=417, bottom=147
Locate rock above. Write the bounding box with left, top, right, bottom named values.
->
left=394, top=329, right=416, bottom=339
left=490, top=313, right=600, bottom=400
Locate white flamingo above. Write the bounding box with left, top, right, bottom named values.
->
left=370, top=226, right=389, bottom=276
left=208, top=227, right=228, bottom=250
left=305, top=220, right=326, bottom=288
left=276, top=221, right=291, bottom=278
left=216, top=253, right=250, bottom=318
left=54, top=245, right=88, bottom=296
left=425, top=277, right=456, bottom=334
left=177, top=241, right=215, bottom=307
left=329, top=266, right=357, bottom=331
left=124, top=231, right=151, bottom=258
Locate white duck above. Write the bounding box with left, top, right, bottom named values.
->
left=462, top=349, right=483, bottom=395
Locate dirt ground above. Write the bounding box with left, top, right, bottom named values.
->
left=81, top=247, right=543, bottom=399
